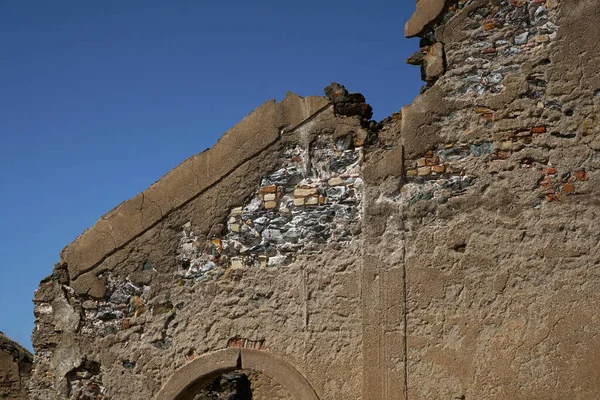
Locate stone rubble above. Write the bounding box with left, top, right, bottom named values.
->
left=66, top=359, right=105, bottom=400
left=409, top=0, right=558, bottom=95
left=176, top=133, right=364, bottom=280
left=78, top=275, right=150, bottom=338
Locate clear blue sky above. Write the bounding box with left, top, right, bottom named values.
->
left=0, top=1, right=421, bottom=350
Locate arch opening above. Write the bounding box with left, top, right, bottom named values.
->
left=156, top=349, right=319, bottom=400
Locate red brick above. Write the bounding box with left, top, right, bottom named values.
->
left=496, top=151, right=511, bottom=160
left=575, top=170, right=588, bottom=181
left=259, top=185, right=277, bottom=194
left=539, top=176, right=553, bottom=188
left=531, top=126, right=547, bottom=134
left=483, top=22, right=496, bottom=30
left=563, top=183, right=575, bottom=194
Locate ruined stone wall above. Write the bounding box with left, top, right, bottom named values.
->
left=381, top=0, right=600, bottom=398
left=27, top=0, right=600, bottom=399
left=0, top=332, right=32, bottom=399
left=29, top=91, right=376, bottom=400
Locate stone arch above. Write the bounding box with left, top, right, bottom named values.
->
left=156, top=348, right=319, bottom=400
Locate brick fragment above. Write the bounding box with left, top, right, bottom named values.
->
left=305, top=196, right=319, bottom=206
left=496, top=151, right=511, bottom=160
left=294, top=187, right=318, bottom=197
left=546, top=193, right=560, bottom=202
left=230, top=207, right=243, bottom=216
left=328, top=177, right=345, bottom=186
left=563, top=183, right=575, bottom=194
left=259, top=185, right=277, bottom=194
left=575, top=170, right=588, bottom=181
left=264, top=201, right=277, bottom=209
left=425, top=156, right=440, bottom=166
left=417, top=166, right=431, bottom=176
left=539, top=176, right=553, bottom=188
left=483, top=22, right=496, bottom=30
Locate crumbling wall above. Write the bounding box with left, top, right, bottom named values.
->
left=28, top=0, right=600, bottom=399
left=0, top=332, right=32, bottom=399
left=379, top=0, right=600, bottom=398
left=29, top=90, right=375, bottom=400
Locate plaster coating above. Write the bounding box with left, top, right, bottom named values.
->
left=14, top=0, right=600, bottom=399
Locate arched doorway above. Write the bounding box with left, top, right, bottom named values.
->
left=156, top=348, right=319, bottom=400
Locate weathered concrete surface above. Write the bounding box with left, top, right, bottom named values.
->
left=0, top=332, right=32, bottom=399
left=27, top=0, right=600, bottom=399
left=397, top=0, right=600, bottom=398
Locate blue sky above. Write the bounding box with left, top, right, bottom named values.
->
left=0, top=1, right=421, bottom=350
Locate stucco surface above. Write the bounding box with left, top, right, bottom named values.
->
left=24, top=0, right=600, bottom=399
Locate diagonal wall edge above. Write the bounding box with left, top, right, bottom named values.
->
left=61, top=93, right=330, bottom=281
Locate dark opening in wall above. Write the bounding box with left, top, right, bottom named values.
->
left=192, top=372, right=252, bottom=400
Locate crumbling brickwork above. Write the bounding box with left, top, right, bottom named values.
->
left=24, top=0, right=600, bottom=399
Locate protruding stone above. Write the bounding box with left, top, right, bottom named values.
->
left=71, top=272, right=107, bottom=299
left=324, top=82, right=349, bottom=103
left=324, top=82, right=373, bottom=119
left=404, top=0, right=445, bottom=38
left=406, top=51, right=425, bottom=65
left=423, top=43, right=445, bottom=80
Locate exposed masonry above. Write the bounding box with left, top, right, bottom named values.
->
left=176, top=133, right=363, bottom=279
left=450, top=0, right=557, bottom=97
left=398, top=0, right=567, bottom=207
left=409, top=0, right=557, bottom=95
left=400, top=144, right=476, bottom=204
left=27, top=90, right=373, bottom=400
left=78, top=276, right=151, bottom=338
left=66, top=359, right=104, bottom=400
left=22, top=0, right=600, bottom=398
